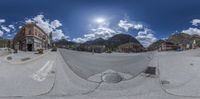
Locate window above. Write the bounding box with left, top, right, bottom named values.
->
left=28, top=29, right=32, bottom=35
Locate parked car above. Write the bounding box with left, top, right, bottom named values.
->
left=51, top=47, right=57, bottom=52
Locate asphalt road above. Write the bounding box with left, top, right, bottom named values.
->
left=59, top=49, right=154, bottom=80
left=0, top=49, right=196, bottom=99
left=0, top=49, right=160, bottom=99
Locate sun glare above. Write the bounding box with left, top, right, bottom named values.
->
left=96, top=18, right=105, bottom=23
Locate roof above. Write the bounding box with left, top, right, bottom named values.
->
left=25, top=23, right=49, bottom=36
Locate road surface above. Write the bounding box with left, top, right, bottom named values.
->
left=59, top=49, right=154, bottom=80
left=0, top=48, right=198, bottom=99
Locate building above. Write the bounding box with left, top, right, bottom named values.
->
left=76, top=44, right=106, bottom=53
left=87, top=45, right=106, bottom=53
left=192, top=40, right=197, bottom=49
left=118, top=42, right=144, bottom=53
left=13, top=23, right=51, bottom=51
left=178, top=43, right=192, bottom=50
left=159, top=41, right=179, bottom=51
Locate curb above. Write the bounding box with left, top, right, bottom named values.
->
left=5, top=51, right=50, bottom=65
left=156, top=52, right=200, bottom=98
left=0, top=52, right=10, bottom=57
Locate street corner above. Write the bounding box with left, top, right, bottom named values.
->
left=4, top=50, right=50, bottom=65
left=30, top=60, right=55, bottom=82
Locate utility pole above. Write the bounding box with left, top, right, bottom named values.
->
left=129, top=36, right=131, bottom=52
left=92, top=46, right=94, bottom=55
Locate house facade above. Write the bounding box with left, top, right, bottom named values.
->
left=13, top=23, right=51, bottom=51
left=159, top=41, right=179, bottom=51
left=75, top=44, right=106, bottom=53
left=87, top=45, right=106, bottom=53
left=118, top=42, right=144, bottom=52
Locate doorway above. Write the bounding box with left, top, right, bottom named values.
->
left=27, top=44, right=33, bottom=51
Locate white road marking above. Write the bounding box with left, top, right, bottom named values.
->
left=31, top=60, right=54, bottom=82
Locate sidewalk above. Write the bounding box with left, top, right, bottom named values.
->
left=158, top=49, right=200, bottom=97
left=0, top=48, right=10, bottom=56
left=5, top=50, right=49, bottom=64
left=0, top=51, right=56, bottom=97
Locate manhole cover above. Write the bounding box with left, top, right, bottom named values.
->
left=51, top=70, right=55, bottom=74
left=102, top=73, right=122, bottom=83
left=7, top=56, right=12, bottom=60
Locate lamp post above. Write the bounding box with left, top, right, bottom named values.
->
left=92, top=46, right=94, bottom=55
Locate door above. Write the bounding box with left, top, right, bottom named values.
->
left=27, top=44, right=32, bottom=51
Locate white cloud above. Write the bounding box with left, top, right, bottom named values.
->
left=118, top=19, right=143, bottom=32
left=1, top=25, right=10, bottom=32
left=72, top=37, right=87, bottom=43
left=53, top=29, right=67, bottom=40
left=72, top=16, right=157, bottom=47
left=118, top=20, right=133, bottom=32
left=118, top=17, right=156, bottom=47
left=182, top=27, right=200, bottom=35
left=73, top=21, right=118, bottom=43
left=51, top=20, right=62, bottom=29
left=181, top=19, right=200, bottom=36
left=134, top=24, right=143, bottom=30
left=31, top=14, right=53, bottom=33
left=0, top=19, right=5, bottom=23
left=73, top=27, right=117, bottom=43
left=8, top=25, right=15, bottom=30
left=0, top=19, right=15, bottom=37
left=136, top=28, right=157, bottom=47
left=18, top=26, right=22, bottom=29
left=25, top=14, right=66, bottom=40
left=25, top=19, right=33, bottom=23
left=191, top=19, right=200, bottom=26
left=0, top=30, right=3, bottom=36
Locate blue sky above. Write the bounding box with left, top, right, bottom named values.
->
left=0, top=0, right=200, bottom=46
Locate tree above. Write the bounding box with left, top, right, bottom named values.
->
left=196, top=40, right=200, bottom=47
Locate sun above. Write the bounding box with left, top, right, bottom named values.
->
left=95, top=18, right=105, bottom=23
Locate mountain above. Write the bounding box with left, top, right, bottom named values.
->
left=148, top=40, right=165, bottom=51
left=167, top=33, right=200, bottom=46
left=83, top=34, right=144, bottom=51
left=55, top=39, right=76, bottom=47
left=191, top=34, right=200, bottom=42
left=55, top=34, right=144, bottom=52
left=167, top=33, right=193, bottom=44
left=106, top=34, right=143, bottom=50
left=148, top=33, right=200, bottom=51
left=84, top=38, right=106, bottom=45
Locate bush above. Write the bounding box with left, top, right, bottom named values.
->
left=106, top=49, right=112, bottom=53
left=196, top=40, right=200, bottom=47
left=37, top=49, right=44, bottom=54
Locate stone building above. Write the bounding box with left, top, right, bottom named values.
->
left=13, top=23, right=51, bottom=51
left=87, top=45, right=106, bottom=53
left=159, top=41, right=179, bottom=51
left=118, top=42, right=144, bottom=52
